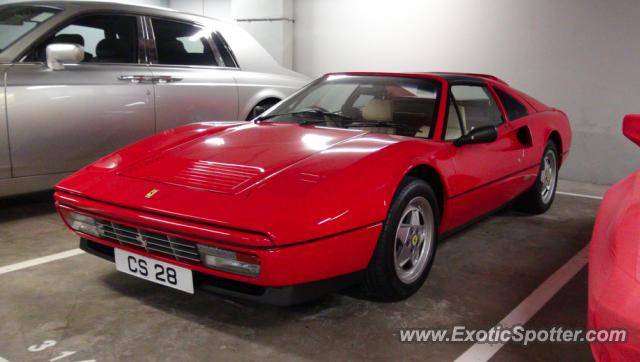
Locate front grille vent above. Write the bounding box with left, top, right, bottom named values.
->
left=95, top=219, right=201, bottom=262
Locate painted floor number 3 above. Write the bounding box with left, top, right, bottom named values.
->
left=28, top=340, right=95, bottom=362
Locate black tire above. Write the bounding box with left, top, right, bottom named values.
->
left=363, top=177, right=439, bottom=302
left=517, top=141, right=559, bottom=214
left=246, top=99, right=280, bottom=120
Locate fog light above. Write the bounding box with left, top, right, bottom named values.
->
left=60, top=209, right=100, bottom=237
left=197, top=244, right=260, bottom=277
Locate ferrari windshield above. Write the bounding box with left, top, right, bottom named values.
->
left=0, top=5, right=60, bottom=52
left=261, top=75, right=442, bottom=138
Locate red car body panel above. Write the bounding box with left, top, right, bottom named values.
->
left=54, top=72, right=572, bottom=292
left=589, top=115, right=640, bottom=360
left=624, top=115, right=640, bottom=147
left=589, top=171, right=640, bottom=361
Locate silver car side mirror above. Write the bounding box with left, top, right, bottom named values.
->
left=46, top=43, right=84, bottom=70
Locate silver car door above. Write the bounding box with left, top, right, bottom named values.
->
left=6, top=13, right=155, bottom=178
left=147, top=17, right=238, bottom=132
left=0, top=64, right=11, bottom=179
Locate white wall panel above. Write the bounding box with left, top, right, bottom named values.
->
left=294, top=0, right=640, bottom=184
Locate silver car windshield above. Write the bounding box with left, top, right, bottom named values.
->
left=0, top=5, right=60, bottom=52
left=261, top=75, right=442, bottom=139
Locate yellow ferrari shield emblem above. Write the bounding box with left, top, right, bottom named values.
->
left=411, top=235, right=419, bottom=246
left=145, top=189, right=159, bottom=199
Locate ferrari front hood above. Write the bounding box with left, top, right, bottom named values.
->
left=118, top=122, right=366, bottom=194
left=56, top=121, right=415, bottom=245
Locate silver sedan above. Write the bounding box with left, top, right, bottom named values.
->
left=0, top=1, right=309, bottom=197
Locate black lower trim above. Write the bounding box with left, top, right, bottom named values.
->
left=439, top=200, right=516, bottom=240
left=79, top=238, right=362, bottom=306
left=80, top=237, right=114, bottom=261
left=448, top=164, right=539, bottom=200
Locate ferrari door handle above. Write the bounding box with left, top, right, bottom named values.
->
left=118, top=75, right=154, bottom=84
left=153, top=75, right=183, bottom=84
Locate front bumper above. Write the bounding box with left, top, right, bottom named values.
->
left=80, top=238, right=364, bottom=306
left=56, top=192, right=381, bottom=304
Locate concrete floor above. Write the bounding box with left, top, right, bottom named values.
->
left=0, top=180, right=607, bottom=361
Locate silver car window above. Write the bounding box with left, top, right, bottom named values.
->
left=23, top=14, right=139, bottom=64
left=0, top=5, right=60, bottom=52
left=151, top=18, right=219, bottom=66
left=211, top=31, right=238, bottom=68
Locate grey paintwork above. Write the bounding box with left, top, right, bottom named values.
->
left=0, top=1, right=309, bottom=197
left=0, top=64, right=9, bottom=180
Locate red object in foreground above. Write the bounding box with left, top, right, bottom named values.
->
left=55, top=72, right=572, bottom=304
left=589, top=114, right=640, bottom=360
left=623, top=114, right=640, bottom=147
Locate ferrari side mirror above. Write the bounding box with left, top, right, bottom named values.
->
left=454, top=125, right=498, bottom=147
left=623, top=114, right=640, bottom=147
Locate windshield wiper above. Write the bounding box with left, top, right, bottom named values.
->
left=343, top=121, right=416, bottom=131
left=255, top=111, right=415, bottom=132
left=255, top=109, right=352, bottom=123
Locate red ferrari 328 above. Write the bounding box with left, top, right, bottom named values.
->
left=55, top=72, right=571, bottom=305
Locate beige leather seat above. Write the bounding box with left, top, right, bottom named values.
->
left=362, top=98, right=393, bottom=121
left=414, top=125, right=431, bottom=138
left=362, top=98, right=395, bottom=134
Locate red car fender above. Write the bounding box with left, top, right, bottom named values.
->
left=242, top=136, right=456, bottom=244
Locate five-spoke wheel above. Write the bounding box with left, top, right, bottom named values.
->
left=364, top=177, right=438, bottom=301
left=393, top=197, right=434, bottom=285
left=517, top=140, right=559, bottom=214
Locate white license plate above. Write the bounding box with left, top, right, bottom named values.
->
left=115, top=249, right=194, bottom=294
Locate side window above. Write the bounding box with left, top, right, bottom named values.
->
left=444, top=98, right=464, bottom=141
left=495, top=88, right=529, bottom=121
left=212, top=32, right=237, bottom=67
left=152, top=19, right=218, bottom=66
left=0, top=6, right=59, bottom=51
left=450, top=85, right=503, bottom=133
left=24, top=15, right=138, bottom=63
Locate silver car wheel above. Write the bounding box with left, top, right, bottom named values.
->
left=393, top=196, right=434, bottom=284
left=540, top=149, right=557, bottom=204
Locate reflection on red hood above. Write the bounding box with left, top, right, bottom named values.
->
left=118, top=122, right=366, bottom=194
left=55, top=121, right=442, bottom=245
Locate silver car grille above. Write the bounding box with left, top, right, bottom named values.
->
left=95, top=219, right=201, bottom=262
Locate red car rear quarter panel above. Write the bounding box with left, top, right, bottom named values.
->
left=493, top=83, right=571, bottom=163
left=508, top=110, right=572, bottom=167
